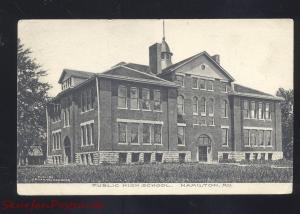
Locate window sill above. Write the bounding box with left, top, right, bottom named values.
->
left=130, top=108, right=140, bottom=111
left=193, top=124, right=199, bottom=126
left=200, top=88, right=206, bottom=91
left=142, top=109, right=151, bottom=112
left=63, top=125, right=70, bottom=128
left=192, top=87, right=199, bottom=90
left=130, top=143, right=140, bottom=145
left=193, top=113, right=199, bottom=116
left=208, top=124, right=215, bottom=127
left=142, top=143, right=152, bottom=145
left=81, top=109, right=94, bottom=114
left=208, top=114, right=214, bottom=117
left=200, top=124, right=207, bottom=126
left=222, top=145, right=229, bottom=147
left=117, top=107, right=128, bottom=110
left=153, top=143, right=163, bottom=146
left=207, top=89, right=214, bottom=92
left=244, top=145, right=251, bottom=147
left=222, top=117, right=228, bottom=119
left=153, top=110, right=162, bottom=113
left=118, top=142, right=128, bottom=145
left=177, top=144, right=185, bottom=147
left=200, top=113, right=206, bottom=116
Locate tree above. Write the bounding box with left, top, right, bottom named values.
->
left=17, top=39, right=51, bottom=165
left=276, top=88, right=293, bottom=160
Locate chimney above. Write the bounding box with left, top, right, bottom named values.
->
left=212, top=54, right=220, bottom=64
left=149, top=43, right=162, bottom=75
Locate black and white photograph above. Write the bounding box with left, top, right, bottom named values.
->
left=16, top=19, right=293, bottom=195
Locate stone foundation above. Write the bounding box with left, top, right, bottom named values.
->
left=218, top=151, right=283, bottom=162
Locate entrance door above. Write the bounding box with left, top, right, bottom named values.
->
left=64, top=137, right=71, bottom=164
left=198, top=146, right=208, bottom=162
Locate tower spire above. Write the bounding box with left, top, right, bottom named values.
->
left=163, top=19, right=165, bottom=40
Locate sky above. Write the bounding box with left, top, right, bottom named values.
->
left=18, top=19, right=293, bottom=97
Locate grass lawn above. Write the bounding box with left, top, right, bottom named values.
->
left=17, top=162, right=293, bottom=183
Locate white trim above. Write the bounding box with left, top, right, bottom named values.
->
left=121, top=65, right=173, bottom=83
left=80, top=120, right=95, bottom=126
left=52, top=129, right=62, bottom=134
left=243, top=126, right=273, bottom=131
left=175, top=73, right=185, bottom=76
left=117, top=118, right=163, bottom=125
left=177, top=123, right=186, bottom=127
left=221, top=125, right=230, bottom=129
left=80, top=108, right=94, bottom=114
left=220, top=79, right=229, bottom=83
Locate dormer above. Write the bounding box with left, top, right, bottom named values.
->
left=58, top=69, right=95, bottom=91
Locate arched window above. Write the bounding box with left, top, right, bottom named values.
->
left=192, top=97, right=198, bottom=115
left=198, top=134, right=212, bottom=145
left=200, top=97, right=206, bottom=116
left=177, top=95, right=184, bottom=115
left=208, top=98, right=214, bottom=116
left=221, top=100, right=228, bottom=118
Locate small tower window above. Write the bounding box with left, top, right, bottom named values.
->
left=201, top=64, right=206, bottom=70
left=161, top=53, right=164, bottom=59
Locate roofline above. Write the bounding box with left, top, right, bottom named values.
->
left=96, top=73, right=178, bottom=88
left=121, top=65, right=173, bottom=83
left=158, top=51, right=235, bottom=81
left=231, top=92, right=284, bottom=101
left=58, top=69, right=94, bottom=83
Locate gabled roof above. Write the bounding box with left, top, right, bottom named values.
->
left=112, top=62, right=151, bottom=74
left=58, top=69, right=95, bottom=83
left=100, top=65, right=177, bottom=87
left=159, top=51, right=235, bottom=81
left=232, top=83, right=284, bottom=101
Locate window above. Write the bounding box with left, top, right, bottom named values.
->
left=207, top=117, right=214, bottom=126
left=221, top=100, right=228, bottom=118
left=119, top=153, right=127, bottom=163
left=265, top=130, right=271, bottom=146
left=142, top=88, right=150, bottom=110
left=118, top=86, right=127, bottom=108
left=265, top=103, right=270, bottom=119
left=80, top=121, right=94, bottom=146
left=177, top=96, right=184, bottom=115
left=155, top=153, right=163, bottom=162
left=52, top=131, right=61, bottom=150
left=253, top=153, right=258, bottom=160
left=222, top=83, right=228, bottom=93
left=243, top=100, right=249, bottom=118
left=207, top=80, right=214, bottom=91
left=223, top=153, right=229, bottom=160
left=154, top=124, right=162, bottom=144
left=179, top=153, right=186, bottom=163
left=130, top=123, right=139, bottom=144
left=258, top=130, right=264, bottom=146
left=261, top=153, right=265, bottom=160
left=132, top=153, right=140, bottom=163
left=192, top=77, right=198, bottom=89
left=192, top=97, right=198, bottom=115
left=244, top=129, right=250, bottom=146
left=200, top=117, right=206, bottom=126
left=153, top=90, right=161, bottom=111
left=130, top=87, right=139, bottom=109
left=208, top=98, right=214, bottom=116
left=199, top=79, right=206, bottom=90
left=142, top=124, right=151, bottom=144
left=81, top=88, right=94, bottom=112
left=200, top=97, right=206, bottom=116
left=81, top=126, right=85, bottom=146
left=250, top=130, right=257, bottom=146
left=176, top=75, right=184, bottom=87
left=250, top=101, right=256, bottom=119
left=118, top=122, right=127, bottom=143
left=222, top=128, right=229, bottom=146
left=64, top=108, right=70, bottom=127
left=161, top=53, right=164, bottom=59
left=268, top=153, right=273, bottom=161
left=245, top=153, right=250, bottom=161
left=177, top=126, right=185, bottom=145
left=144, top=153, right=151, bottom=163
left=258, top=102, right=263, bottom=119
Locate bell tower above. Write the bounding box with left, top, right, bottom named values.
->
left=149, top=20, right=173, bottom=75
